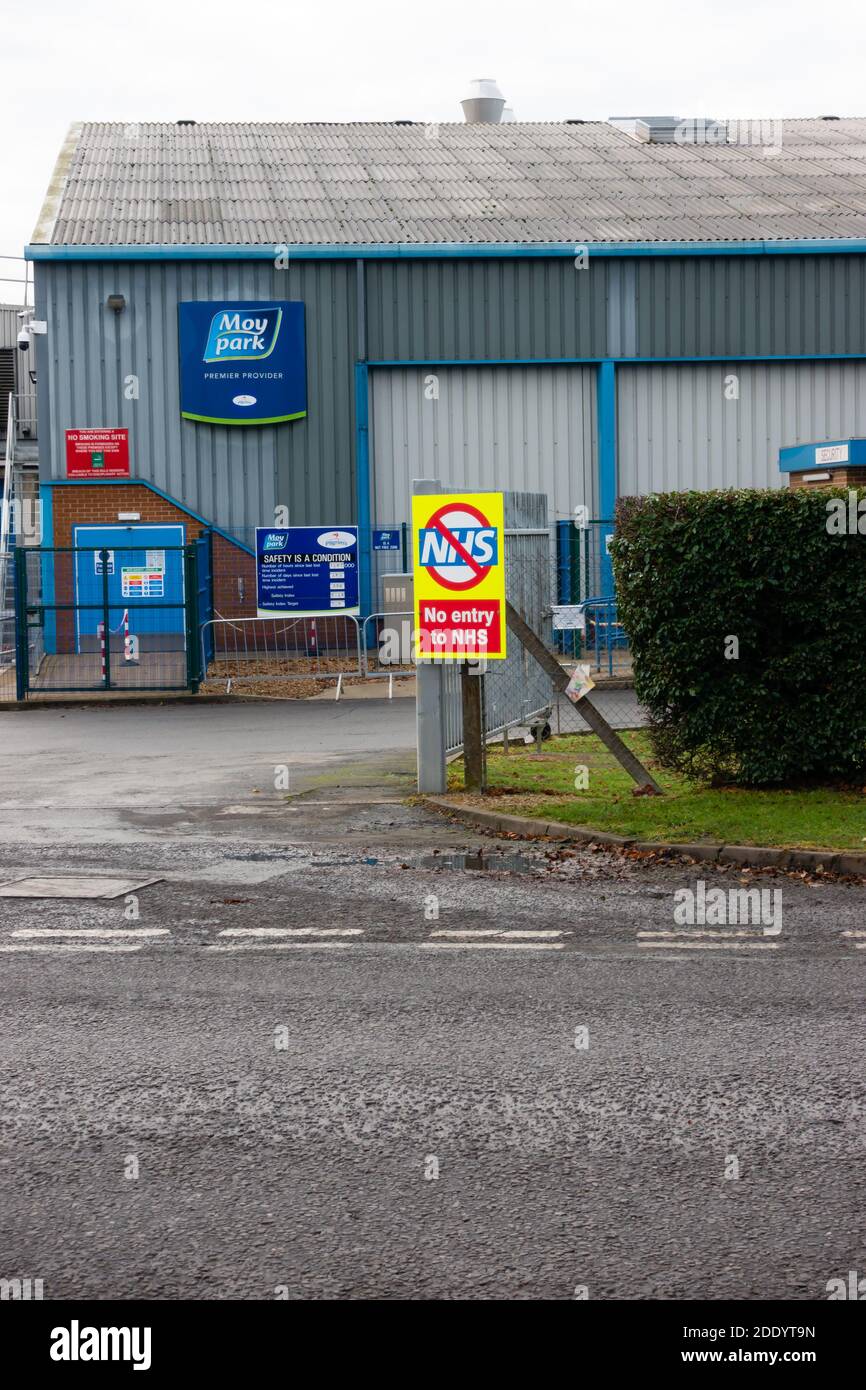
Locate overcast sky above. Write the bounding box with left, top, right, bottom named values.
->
left=3, top=0, right=865, bottom=299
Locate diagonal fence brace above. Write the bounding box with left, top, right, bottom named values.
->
left=504, top=600, right=664, bottom=796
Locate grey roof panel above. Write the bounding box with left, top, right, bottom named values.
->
left=35, top=118, right=866, bottom=246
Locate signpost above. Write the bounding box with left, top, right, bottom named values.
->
left=255, top=526, right=359, bottom=617
left=411, top=492, right=506, bottom=660
left=65, top=429, right=130, bottom=479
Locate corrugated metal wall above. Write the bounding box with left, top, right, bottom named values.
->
left=30, top=251, right=866, bottom=543
left=634, top=256, right=866, bottom=358
left=370, top=365, right=597, bottom=527
left=366, top=259, right=611, bottom=360
left=1, top=304, right=38, bottom=436
left=367, top=255, right=866, bottom=362
left=617, top=360, right=866, bottom=495
left=34, top=261, right=357, bottom=537
left=0, top=305, right=23, bottom=348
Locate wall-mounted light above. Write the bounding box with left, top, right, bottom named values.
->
left=107, top=294, right=126, bottom=313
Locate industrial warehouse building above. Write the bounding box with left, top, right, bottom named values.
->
left=19, top=110, right=866, bottom=654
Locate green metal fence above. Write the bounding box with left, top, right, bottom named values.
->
left=13, top=544, right=203, bottom=698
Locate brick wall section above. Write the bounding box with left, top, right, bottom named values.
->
left=789, top=467, right=866, bottom=489
left=51, top=483, right=208, bottom=549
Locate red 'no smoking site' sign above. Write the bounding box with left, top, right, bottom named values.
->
left=410, top=492, right=506, bottom=659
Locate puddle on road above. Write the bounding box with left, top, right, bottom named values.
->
left=418, top=852, right=535, bottom=875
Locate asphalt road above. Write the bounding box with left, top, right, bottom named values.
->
left=0, top=701, right=864, bottom=1300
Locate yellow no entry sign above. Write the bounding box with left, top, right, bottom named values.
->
left=411, top=491, right=507, bottom=659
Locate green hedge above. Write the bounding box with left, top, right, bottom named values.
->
left=612, top=488, right=866, bottom=786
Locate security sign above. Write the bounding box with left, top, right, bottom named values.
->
left=411, top=492, right=506, bottom=659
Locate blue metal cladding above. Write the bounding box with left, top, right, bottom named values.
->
left=72, top=524, right=186, bottom=643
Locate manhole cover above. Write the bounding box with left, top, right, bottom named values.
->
left=0, top=876, right=162, bottom=900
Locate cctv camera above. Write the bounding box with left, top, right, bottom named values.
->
left=17, top=328, right=30, bottom=351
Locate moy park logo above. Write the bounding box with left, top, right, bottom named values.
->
left=204, top=307, right=282, bottom=363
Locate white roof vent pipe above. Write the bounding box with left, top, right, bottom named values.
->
left=501, top=106, right=516, bottom=123
left=461, top=78, right=506, bottom=124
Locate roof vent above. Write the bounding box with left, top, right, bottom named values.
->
left=609, top=114, right=727, bottom=144
left=819, top=114, right=840, bottom=120
left=176, top=119, right=196, bottom=126
left=461, top=78, right=506, bottom=124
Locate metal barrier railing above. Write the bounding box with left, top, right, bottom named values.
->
left=361, top=611, right=415, bottom=676
left=200, top=615, right=363, bottom=692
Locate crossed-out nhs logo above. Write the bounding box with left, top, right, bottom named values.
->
left=204, top=307, right=282, bottom=363
left=262, top=532, right=288, bottom=551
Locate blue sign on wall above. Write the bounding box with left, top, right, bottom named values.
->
left=256, top=526, right=359, bottom=617
left=373, top=528, right=401, bottom=551
left=178, top=301, right=306, bottom=426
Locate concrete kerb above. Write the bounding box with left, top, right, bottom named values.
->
left=0, top=694, right=250, bottom=710
left=421, top=796, right=866, bottom=876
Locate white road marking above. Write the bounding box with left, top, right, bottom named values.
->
left=208, top=942, right=357, bottom=951
left=638, top=940, right=779, bottom=950
left=430, top=929, right=565, bottom=939
left=0, top=943, right=144, bottom=954
left=842, top=931, right=866, bottom=938
left=853, top=943, right=866, bottom=950
left=637, top=930, right=768, bottom=939
left=11, top=928, right=169, bottom=939
left=216, top=927, right=363, bottom=938
left=419, top=941, right=564, bottom=951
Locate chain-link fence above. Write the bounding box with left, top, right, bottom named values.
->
left=551, top=516, right=633, bottom=675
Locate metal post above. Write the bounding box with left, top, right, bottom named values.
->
left=401, top=520, right=408, bottom=572
left=355, top=362, right=373, bottom=622
left=100, top=548, right=111, bottom=690
left=14, top=545, right=28, bottom=700
left=414, top=477, right=447, bottom=793
left=461, top=662, right=486, bottom=792
left=184, top=543, right=200, bottom=692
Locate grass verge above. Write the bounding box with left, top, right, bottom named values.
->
left=447, top=730, right=866, bottom=850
